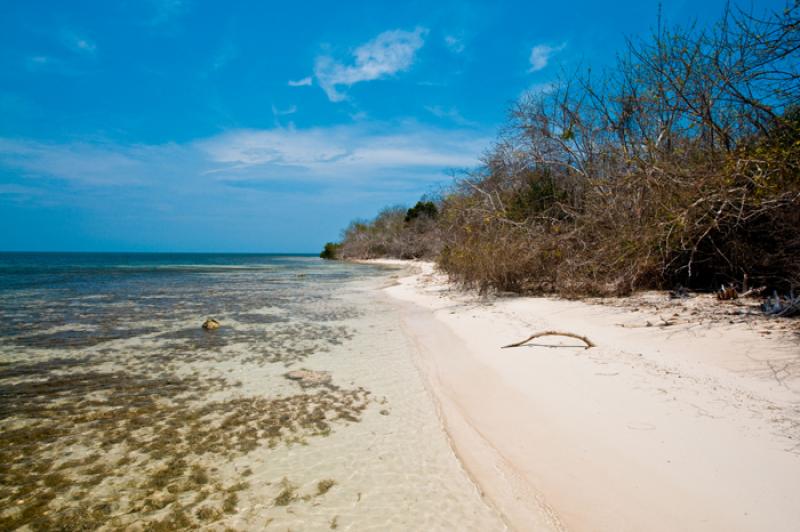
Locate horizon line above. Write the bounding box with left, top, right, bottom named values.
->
left=0, top=250, right=321, bottom=255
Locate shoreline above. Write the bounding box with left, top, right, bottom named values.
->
left=0, top=256, right=509, bottom=530
left=375, top=259, right=800, bottom=531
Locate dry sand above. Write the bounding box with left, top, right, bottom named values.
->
left=373, top=260, right=800, bottom=532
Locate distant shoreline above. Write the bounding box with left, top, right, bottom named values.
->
left=0, top=251, right=321, bottom=256
left=377, top=259, right=800, bottom=531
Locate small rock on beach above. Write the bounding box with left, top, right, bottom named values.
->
left=285, top=370, right=332, bottom=387
left=202, top=318, right=221, bottom=330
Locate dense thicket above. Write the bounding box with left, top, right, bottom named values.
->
left=329, top=4, right=800, bottom=296
left=332, top=201, right=440, bottom=259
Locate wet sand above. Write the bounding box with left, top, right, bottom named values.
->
left=0, top=261, right=505, bottom=531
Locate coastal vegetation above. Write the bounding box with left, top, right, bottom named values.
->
left=328, top=201, right=441, bottom=260
left=319, top=242, right=341, bottom=259
left=326, top=4, right=800, bottom=296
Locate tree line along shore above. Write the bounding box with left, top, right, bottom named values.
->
left=322, top=4, right=799, bottom=303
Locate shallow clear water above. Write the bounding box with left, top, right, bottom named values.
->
left=0, top=253, right=504, bottom=530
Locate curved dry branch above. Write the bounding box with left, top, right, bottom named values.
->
left=502, top=330, right=596, bottom=349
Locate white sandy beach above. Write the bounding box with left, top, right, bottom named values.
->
left=376, top=260, right=800, bottom=531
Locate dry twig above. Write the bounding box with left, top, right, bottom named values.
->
left=502, top=331, right=596, bottom=349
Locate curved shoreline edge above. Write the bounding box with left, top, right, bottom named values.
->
left=375, top=259, right=800, bottom=532
left=393, top=292, right=565, bottom=532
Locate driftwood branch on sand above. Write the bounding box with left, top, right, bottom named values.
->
left=502, top=331, right=596, bottom=350
left=763, top=290, right=800, bottom=317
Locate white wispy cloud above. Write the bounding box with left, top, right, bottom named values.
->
left=23, top=30, right=96, bottom=77
left=200, top=122, right=484, bottom=180
left=444, top=34, right=465, bottom=54
left=288, top=77, right=313, bottom=87
left=26, top=56, right=51, bottom=68
left=147, top=0, right=188, bottom=26
left=0, top=138, right=153, bottom=186
left=75, top=38, right=96, bottom=53
left=0, top=122, right=488, bottom=190
left=271, top=104, right=297, bottom=116
left=416, top=80, right=447, bottom=87
left=424, top=105, right=475, bottom=126
left=528, top=43, right=566, bottom=72
left=0, top=124, right=490, bottom=249
left=24, top=55, right=79, bottom=75
left=61, top=30, right=96, bottom=54
left=314, top=27, right=427, bottom=102
left=211, top=42, right=237, bottom=71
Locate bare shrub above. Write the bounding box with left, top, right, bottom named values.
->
left=437, top=4, right=800, bottom=295
left=337, top=201, right=442, bottom=260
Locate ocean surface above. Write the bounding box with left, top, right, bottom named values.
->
left=0, top=253, right=504, bottom=530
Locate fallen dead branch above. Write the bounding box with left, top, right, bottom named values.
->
left=502, top=331, right=596, bottom=349
left=740, top=286, right=766, bottom=298
left=763, top=291, right=800, bottom=317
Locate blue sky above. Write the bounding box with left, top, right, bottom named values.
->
left=0, top=0, right=788, bottom=252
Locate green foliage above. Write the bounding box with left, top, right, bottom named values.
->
left=334, top=200, right=441, bottom=260
left=404, top=201, right=438, bottom=222
left=319, top=242, right=341, bottom=260
left=504, top=171, right=568, bottom=222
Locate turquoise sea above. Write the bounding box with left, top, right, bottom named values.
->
left=0, top=253, right=504, bottom=531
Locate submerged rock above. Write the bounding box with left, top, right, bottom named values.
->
left=202, top=318, right=221, bottom=330
left=285, top=369, right=332, bottom=387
